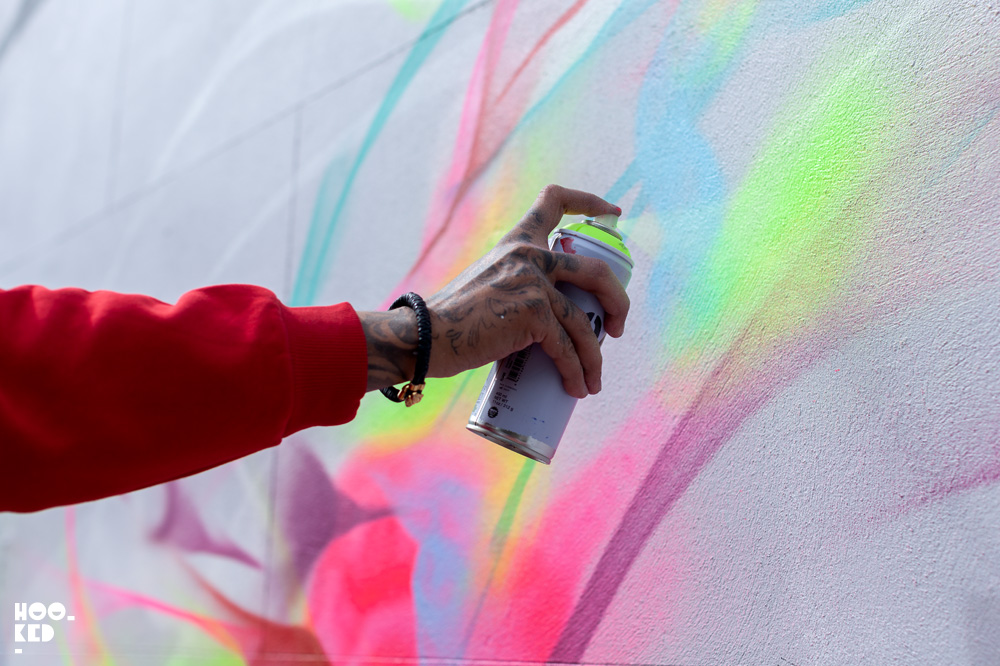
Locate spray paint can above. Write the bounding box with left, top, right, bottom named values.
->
left=467, top=213, right=633, bottom=464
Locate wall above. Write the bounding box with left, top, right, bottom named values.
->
left=2, top=0, right=999, bottom=664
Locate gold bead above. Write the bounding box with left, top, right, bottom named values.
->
left=400, top=383, right=425, bottom=407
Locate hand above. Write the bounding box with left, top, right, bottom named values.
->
left=360, top=185, right=630, bottom=398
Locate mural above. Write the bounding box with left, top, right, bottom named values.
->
left=2, top=0, right=998, bottom=664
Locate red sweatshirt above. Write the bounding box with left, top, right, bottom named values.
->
left=0, top=284, right=368, bottom=513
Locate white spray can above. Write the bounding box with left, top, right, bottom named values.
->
left=467, top=213, right=633, bottom=464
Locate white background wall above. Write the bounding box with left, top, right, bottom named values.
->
left=2, top=1, right=999, bottom=664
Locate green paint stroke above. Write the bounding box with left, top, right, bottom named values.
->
left=53, top=630, right=74, bottom=666
left=165, top=648, right=244, bottom=666
left=489, top=459, right=535, bottom=553
left=673, top=53, right=900, bottom=358
left=693, top=0, right=760, bottom=86
left=460, top=458, right=534, bottom=650
left=292, top=0, right=470, bottom=306
left=389, top=0, right=443, bottom=22
left=349, top=370, right=482, bottom=442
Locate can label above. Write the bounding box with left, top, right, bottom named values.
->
left=467, top=222, right=633, bottom=464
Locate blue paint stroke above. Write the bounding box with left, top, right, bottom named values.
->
left=927, top=101, right=1000, bottom=189
left=604, top=159, right=641, bottom=204
left=550, top=0, right=925, bottom=656
left=516, top=0, right=661, bottom=132
left=396, top=1, right=661, bottom=284
left=291, top=0, right=471, bottom=306
left=410, top=476, right=484, bottom=655
left=551, top=1, right=767, bottom=658
left=367, top=466, right=485, bottom=656
left=0, top=0, right=46, bottom=65
left=810, top=0, right=875, bottom=22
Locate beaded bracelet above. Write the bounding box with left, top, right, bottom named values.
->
left=379, top=292, right=431, bottom=407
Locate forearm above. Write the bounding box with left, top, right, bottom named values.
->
left=0, top=285, right=367, bottom=512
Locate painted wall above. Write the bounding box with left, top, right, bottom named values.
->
left=2, top=0, right=999, bottom=663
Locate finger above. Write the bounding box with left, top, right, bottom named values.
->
left=510, top=184, right=622, bottom=246
left=533, top=316, right=589, bottom=399
left=549, top=288, right=603, bottom=394
left=548, top=253, right=630, bottom=338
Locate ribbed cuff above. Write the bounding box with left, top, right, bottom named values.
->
left=280, top=302, right=367, bottom=434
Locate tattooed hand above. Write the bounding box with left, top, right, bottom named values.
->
left=359, top=185, right=629, bottom=399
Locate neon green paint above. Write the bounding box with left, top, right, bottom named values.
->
left=695, top=0, right=760, bottom=85
left=672, top=50, right=900, bottom=358
left=165, top=648, right=243, bottom=666
left=459, top=458, right=534, bottom=650
left=350, top=370, right=488, bottom=445
left=388, top=0, right=442, bottom=22
left=53, top=631, right=74, bottom=666
left=490, top=459, right=535, bottom=552
left=563, top=222, right=632, bottom=259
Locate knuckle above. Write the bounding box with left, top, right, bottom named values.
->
left=525, top=244, right=548, bottom=261
left=498, top=245, right=537, bottom=276
left=558, top=291, right=577, bottom=320
left=515, top=244, right=554, bottom=273
left=554, top=251, right=580, bottom=273
left=505, top=242, right=536, bottom=260
left=517, top=328, right=537, bottom=351
left=528, top=321, right=547, bottom=347
left=540, top=184, right=562, bottom=200
left=506, top=229, right=534, bottom=244
left=560, top=294, right=590, bottom=330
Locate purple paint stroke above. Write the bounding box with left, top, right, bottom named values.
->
left=550, top=143, right=1000, bottom=656
left=277, top=443, right=390, bottom=582
left=550, top=240, right=1000, bottom=656
left=550, top=306, right=853, bottom=660
left=152, top=482, right=259, bottom=568
left=891, top=444, right=1000, bottom=518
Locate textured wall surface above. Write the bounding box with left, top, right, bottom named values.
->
left=2, top=0, right=999, bottom=664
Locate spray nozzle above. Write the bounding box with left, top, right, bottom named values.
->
left=586, top=213, right=623, bottom=239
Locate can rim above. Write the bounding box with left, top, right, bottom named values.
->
left=466, top=422, right=554, bottom=464
left=554, top=227, right=634, bottom=267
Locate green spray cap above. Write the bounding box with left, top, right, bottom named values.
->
left=563, top=214, right=631, bottom=259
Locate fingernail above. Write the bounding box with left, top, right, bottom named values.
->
left=614, top=206, right=622, bottom=216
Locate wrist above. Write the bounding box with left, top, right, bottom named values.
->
left=359, top=308, right=418, bottom=391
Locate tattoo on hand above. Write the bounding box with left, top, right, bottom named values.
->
left=428, top=244, right=574, bottom=362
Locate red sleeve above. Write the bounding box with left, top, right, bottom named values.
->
left=0, top=284, right=368, bottom=513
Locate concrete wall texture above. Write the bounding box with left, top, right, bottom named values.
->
left=1, top=0, right=999, bottom=663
